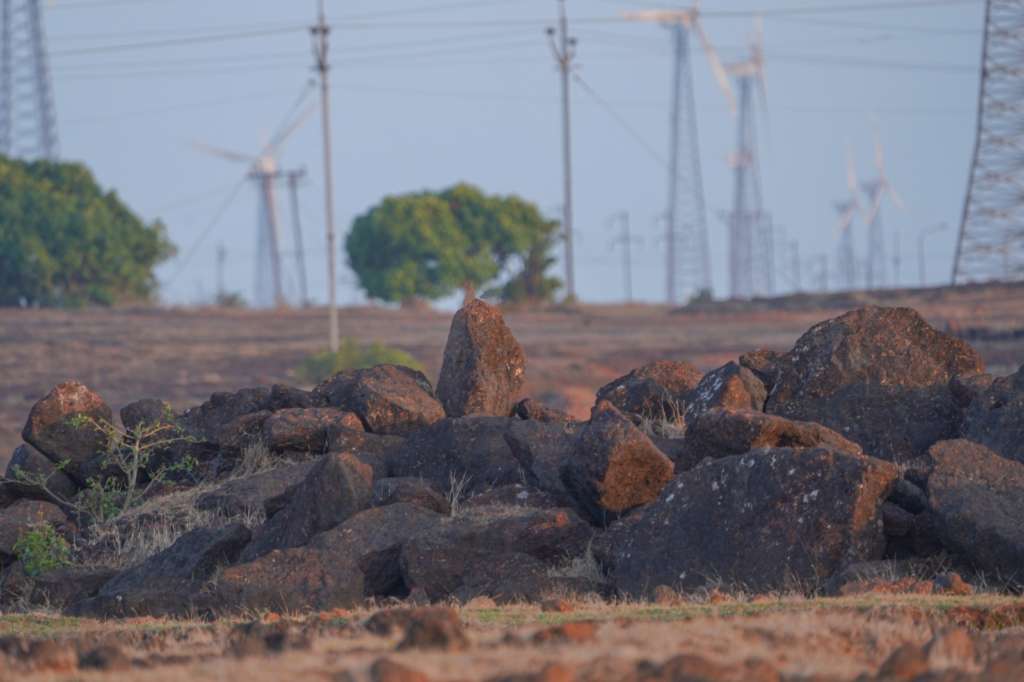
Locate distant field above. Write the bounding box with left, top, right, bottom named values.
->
left=2, top=281, right=1022, bottom=466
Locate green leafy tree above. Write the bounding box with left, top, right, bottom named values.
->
left=347, top=184, right=561, bottom=304
left=0, top=156, right=175, bottom=307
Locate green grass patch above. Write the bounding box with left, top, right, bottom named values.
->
left=296, top=338, right=424, bottom=384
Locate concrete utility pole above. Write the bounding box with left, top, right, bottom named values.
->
left=216, top=244, right=226, bottom=300
left=286, top=169, right=310, bottom=307
left=609, top=211, right=636, bottom=303
left=313, top=0, right=339, bottom=351
left=547, top=0, right=578, bottom=302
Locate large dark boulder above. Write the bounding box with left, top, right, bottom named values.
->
left=21, top=381, right=112, bottom=483
left=215, top=547, right=364, bottom=612
left=181, top=387, right=272, bottom=443
left=79, top=524, right=251, bottom=617
left=315, top=365, right=444, bottom=436
left=504, top=419, right=576, bottom=501
left=388, top=417, right=525, bottom=495
left=119, top=398, right=173, bottom=433
left=372, top=477, right=450, bottom=516
left=961, top=365, right=1024, bottom=465
left=262, top=408, right=363, bottom=453
left=13, top=566, right=117, bottom=609
left=763, top=307, right=985, bottom=462
left=683, top=408, right=863, bottom=462
left=595, top=360, right=703, bottom=420
left=310, top=503, right=442, bottom=597
left=561, top=404, right=674, bottom=525
left=601, top=447, right=898, bottom=596
left=925, top=439, right=1024, bottom=582
left=240, top=453, right=374, bottom=561
left=513, top=398, right=574, bottom=425
left=685, top=362, right=767, bottom=422
left=195, top=461, right=316, bottom=517
left=0, top=499, right=67, bottom=562
left=4, top=444, right=79, bottom=502
left=436, top=299, right=526, bottom=418
left=399, top=505, right=594, bottom=602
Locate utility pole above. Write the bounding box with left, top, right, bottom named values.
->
left=609, top=211, right=636, bottom=303
left=286, top=169, right=310, bottom=307
left=216, top=244, right=226, bottom=301
left=547, top=0, right=578, bottom=303
left=312, top=0, right=339, bottom=351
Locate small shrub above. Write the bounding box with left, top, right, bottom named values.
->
left=296, top=338, right=424, bottom=384
left=13, top=524, right=71, bottom=577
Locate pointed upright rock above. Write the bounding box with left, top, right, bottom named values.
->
left=436, top=298, right=526, bottom=418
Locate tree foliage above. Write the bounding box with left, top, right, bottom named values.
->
left=347, top=183, right=561, bottom=304
left=0, top=156, right=175, bottom=307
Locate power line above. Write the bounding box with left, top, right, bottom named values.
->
left=49, top=26, right=306, bottom=57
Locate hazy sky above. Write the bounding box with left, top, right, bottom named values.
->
left=44, top=0, right=985, bottom=307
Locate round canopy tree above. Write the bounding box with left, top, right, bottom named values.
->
left=0, top=156, right=175, bottom=307
left=347, top=184, right=562, bottom=305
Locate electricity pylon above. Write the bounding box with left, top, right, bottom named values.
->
left=0, top=0, right=58, bottom=160
left=954, top=0, right=1024, bottom=284
left=625, top=3, right=734, bottom=305
left=722, top=20, right=773, bottom=300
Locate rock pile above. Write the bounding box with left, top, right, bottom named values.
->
left=2, top=302, right=1022, bottom=615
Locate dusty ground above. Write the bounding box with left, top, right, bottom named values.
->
left=2, top=595, right=1024, bottom=680
left=2, top=282, right=1023, bottom=467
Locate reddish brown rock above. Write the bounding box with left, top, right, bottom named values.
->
left=0, top=499, right=67, bottom=560
left=262, top=407, right=363, bottom=453
left=315, top=365, right=444, bottom=436
left=196, top=461, right=315, bottom=517
left=532, top=621, right=598, bottom=644
left=436, top=299, right=526, bottom=418
left=216, top=547, right=364, bottom=612
left=388, top=417, right=525, bottom=496
left=561, top=404, right=674, bottom=525
left=764, top=307, right=985, bottom=462
left=513, top=398, right=574, bottom=424
left=5, top=443, right=79, bottom=502
left=182, top=387, right=273, bottom=443
left=603, top=447, right=898, bottom=595
left=683, top=408, right=863, bottom=462
left=685, top=362, right=767, bottom=421
left=310, top=503, right=443, bottom=597
left=217, top=411, right=271, bottom=450
left=399, top=506, right=595, bottom=602
left=396, top=607, right=470, bottom=651
left=595, top=360, right=703, bottom=419
left=21, top=381, right=111, bottom=480
left=371, top=659, right=434, bottom=682
left=241, top=452, right=374, bottom=561
left=372, top=478, right=450, bottom=516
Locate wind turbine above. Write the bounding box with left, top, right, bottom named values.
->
left=861, top=123, right=905, bottom=290
left=834, top=146, right=861, bottom=291
left=625, top=2, right=734, bottom=305
left=194, top=103, right=315, bottom=308
left=722, top=18, right=772, bottom=300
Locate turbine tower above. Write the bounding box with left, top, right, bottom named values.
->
left=0, top=0, right=58, bottom=160
left=625, top=3, right=734, bottom=305
left=834, top=147, right=861, bottom=291
left=721, top=19, right=772, bottom=300
left=195, top=105, right=314, bottom=309
left=954, top=0, right=1024, bottom=283
left=861, top=127, right=904, bottom=290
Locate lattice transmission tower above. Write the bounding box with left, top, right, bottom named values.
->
left=626, top=6, right=732, bottom=304
left=1, top=0, right=58, bottom=160
left=953, top=0, right=1024, bottom=284
left=723, top=21, right=774, bottom=300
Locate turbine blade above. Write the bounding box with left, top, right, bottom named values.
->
left=693, top=18, right=736, bottom=113
left=193, top=141, right=255, bottom=165
left=264, top=101, right=317, bottom=157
